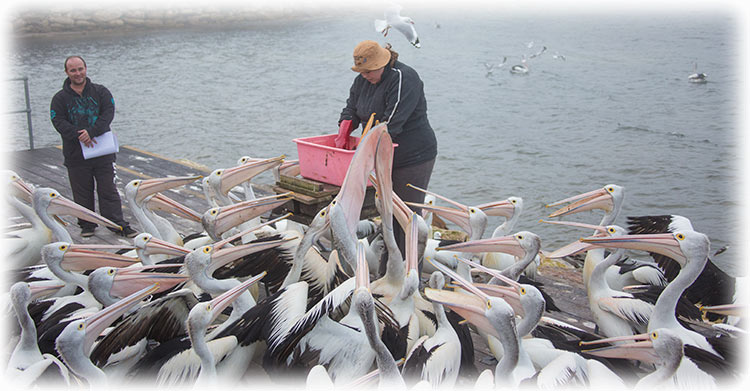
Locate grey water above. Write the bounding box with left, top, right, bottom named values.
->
left=5, top=8, right=744, bottom=276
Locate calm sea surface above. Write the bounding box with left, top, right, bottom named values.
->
left=4, top=7, right=744, bottom=275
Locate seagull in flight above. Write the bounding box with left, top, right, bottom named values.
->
left=484, top=56, right=507, bottom=77
left=374, top=4, right=421, bottom=48
left=529, top=45, right=547, bottom=59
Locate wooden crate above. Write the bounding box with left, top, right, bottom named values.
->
left=272, top=174, right=378, bottom=225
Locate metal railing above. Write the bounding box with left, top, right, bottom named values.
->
left=6, top=76, right=35, bottom=150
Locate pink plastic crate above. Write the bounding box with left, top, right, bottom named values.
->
left=293, top=133, right=396, bottom=187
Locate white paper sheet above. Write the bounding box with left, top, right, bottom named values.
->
left=80, top=131, right=119, bottom=159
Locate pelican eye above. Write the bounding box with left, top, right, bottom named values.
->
left=651, top=331, right=658, bottom=339
left=486, top=301, right=492, bottom=310
left=516, top=234, right=523, bottom=240
left=206, top=304, right=212, bottom=311
left=133, top=180, right=141, bottom=186
left=511, top=199, right=517, bottom=204
left=606, top=187, right=614, bottom=193
left=676, top=233, right=686, bottom=241
left=107, top=268, right=115, bottom=275
left=77, top=322, right=85, bottom=330
left=320, top=210, right=326, bottom=217
left=202, top=246, right=213, bottom=254
left=210, top=209, right=219, bottom=215
left=469, top=208, right=476, bottom=213
left=49, top=192, right=58, bottom=198
left=607, top=227, right=616, bottom=234
left=59, top=244, right=68, bottom=251
left=520, top=287, right=526, bottom=295
left=331, top=200, right=337, bottom=205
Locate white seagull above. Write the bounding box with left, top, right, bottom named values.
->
left=374, top=4, right=421, bottom=48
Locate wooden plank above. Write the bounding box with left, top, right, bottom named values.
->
left=279, top=174, right=325, bottom=193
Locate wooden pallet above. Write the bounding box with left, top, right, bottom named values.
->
left=272, top=174, right=379, bottom=225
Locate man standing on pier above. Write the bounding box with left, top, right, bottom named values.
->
left=50, top=55, right=137, bottom=238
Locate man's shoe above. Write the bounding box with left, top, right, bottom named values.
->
left=121, top=225, right=139, bottom=239
left=81, top=226, right=95, bottom=237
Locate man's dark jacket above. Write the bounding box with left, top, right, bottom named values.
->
left=50, top=77, right=116, bottom=167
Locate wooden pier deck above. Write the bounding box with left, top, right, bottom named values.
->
left=5, top=145, right=597, bottom=377
left=8, top=145, right=218, bottom=244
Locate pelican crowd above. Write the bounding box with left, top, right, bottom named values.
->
left=2, top=123, right=744, bottom=389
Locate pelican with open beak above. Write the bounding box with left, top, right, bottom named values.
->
left=207, top=155, right=285, bottom=204
left=437, top=231, right=541, bottom=282
left=187, top=271, right=267, bottom=386
left=545, top=184, right=623, bottom=223
left=146, top=192, right=202, bottom=222
left=127, top=175, right=203, bottom=206
left=580, top=328, right=717, bottom=387
left=133, top=232, right=191, bottom=265
left=405, top=185, right=486, bottom=240
left=33, top=187, right=123, bottom=242
left=88, top=264, right=189, bottom=306
left=55, top=283, right=160, bottom=386
left=201, top=193, right=291, bottom=241
left=424, top=258, right=524, bottom=387
left=328, top=122, right=391, bottom=271
left=49, top=243, right=140, bottom=273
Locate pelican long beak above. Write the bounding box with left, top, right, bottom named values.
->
left=474, top=283, right=523, bottom=315
left=28, top=280, right=66, bottom=300
left=146, top=193, right=202, bottom=222
left=546, top=187, right=614, bottom=218
left=701, top=303, right=745, bottom=317
left=580, top=233, right=687, bottom=267
left=83, top=283, right=159, bottom=356
left=545, top=240, right=598, bottom=259
left=336, top=123, right=390, bottom=236
left=405, top=213, right=419, bottom=274
left=373, top=132, right=395, bottom=231
left=406, top=183, right=468, bottom=212
left=60, top=245, right=140, bottom=271
left=406, top=203, right=472, bottom=233
left=207, top=271, right=267, bottom=324
left=213, top=212, right=293, bottom=248
left=437, top=235, right=525, bottom=258
left=45, top=192, right=122, bottom=230
left=143, top=236, right=191, bottom=256
left=541, top=220, right=609, bottom=258
left=356, top=241, right=370, bottom=291
left=217, top=156, right=284, bottom=195
left=10, top=175, right=34, bottom=203
left=206, top=238, right=293, bottom=274
left=476, top=199, right=516, bottom=218
left=579, top=332, right=659, bottom=363
left=427, top=258, right=485, bottom=297
left=424, top=286, right=497, bottom=339
left=279, top=159, right=301, bottom=177
left=202, top=193, right=291, bottom=240
left=109, top=265, right=189, bottom=298
left=391, top=190, right=413, bottom=231
left=132, top=175, right=202, bottom=204
left=457, top=256, right=520, bottom=289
